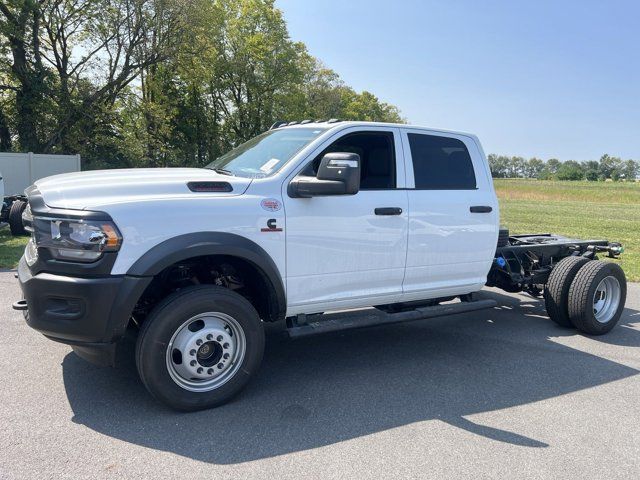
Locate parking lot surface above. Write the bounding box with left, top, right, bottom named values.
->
left=1, top=270, right=639, bottom=479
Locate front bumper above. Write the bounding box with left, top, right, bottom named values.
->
left=16, top=256, right=151, bottom=366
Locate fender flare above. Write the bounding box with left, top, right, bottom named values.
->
left=126, top=232, right=286, bottom=321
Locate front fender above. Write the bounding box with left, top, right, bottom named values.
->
left=127, top=232, right=286, bottom=321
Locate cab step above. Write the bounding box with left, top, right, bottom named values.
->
left=286, top=298, right=497, bottom=338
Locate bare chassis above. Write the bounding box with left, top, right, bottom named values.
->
left=488, top=233, right=624, bottom=296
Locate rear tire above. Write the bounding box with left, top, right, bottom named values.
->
left=136, top=285, right=265, bottom=411
left=568, top=261, right=626, bottom=335
left=497, top=227, right=509, bottom=248
left=8, top=200, right=27, bottom=236
left=544, top=256, right=590, bottom=328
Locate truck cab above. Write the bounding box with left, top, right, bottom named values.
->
left=273, top=122, right=499, bottom=314
left=15, top=121, right=625, bottom=411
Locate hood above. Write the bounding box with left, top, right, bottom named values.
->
left=33, top=168, right=252, bottom=210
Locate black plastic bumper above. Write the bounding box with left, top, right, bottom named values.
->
left=16, top=256, right=151, bottom=366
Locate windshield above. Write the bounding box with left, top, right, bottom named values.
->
left=206, top=127, right=327, bottom=178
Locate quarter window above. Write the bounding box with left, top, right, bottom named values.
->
left=407, top=133, right=476, bottom=189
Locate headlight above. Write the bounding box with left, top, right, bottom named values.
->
left=32, top=216, right=122, bottom=263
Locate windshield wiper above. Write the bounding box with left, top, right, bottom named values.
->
left=208, top=167, right=234, bottom=176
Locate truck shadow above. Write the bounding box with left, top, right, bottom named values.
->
left=62, top=289, right=640, bottom=464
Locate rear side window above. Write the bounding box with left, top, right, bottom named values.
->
left=407, top=133, right=476, bottom=189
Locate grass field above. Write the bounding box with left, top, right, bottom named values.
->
left=1, top=179, right=639, bottom=280
left=0, top=227, right=28, bottom=270
left=495, top=179, right=640, bottom=281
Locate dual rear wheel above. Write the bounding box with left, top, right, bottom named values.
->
left=544, top=257, right=626, bottom=335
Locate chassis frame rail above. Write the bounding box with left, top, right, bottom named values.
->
left=488, top=233, right=623, bottom=294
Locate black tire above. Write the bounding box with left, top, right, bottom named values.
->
left=568, top=261, right=626, bottom=335
left=135, top=285, right=265, bottom=411
left=8, top=200, right=27, bottom=236
left=544, top=256, right=590, bottom=328
left=497, top=227, right=509, bottom=248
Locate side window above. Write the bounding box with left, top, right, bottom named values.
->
left=407, top=133, right=477, bottom=190
left=306, top=131, right=396, bottom=190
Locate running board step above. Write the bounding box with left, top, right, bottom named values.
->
left=287, top=299, right=497, bottom=338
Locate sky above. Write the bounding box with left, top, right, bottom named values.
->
left=275, top=0, right=639, bottom=161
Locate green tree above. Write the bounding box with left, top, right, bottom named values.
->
left=0, top=0, right=184, bottom=159
left=546, top=158, right=561, bottom=175
left=127, top=0, right=404, bottom=167
left=623, top=159, right=638, bottom=181
left=340, top=89, right=404, bottom=123
left=488, top=154, right=509, bottom=178
left=584, top=160, right=600, bottom=181
left=526, top=157, right=545, bottom=178
left=556, top=160, right=585, bottom=181
left=504, top=156, right=526, bottom=178
left=537, top=167, right=553, bottom=180
left=282, top=59, right=345, bottom=120
left=599, top=154, right=624, bottom=180
left=0, top=0, right=405, bottom=168
left=282, top=58, right=403, bottom=125
left=0, top=0, right=52, bottom=151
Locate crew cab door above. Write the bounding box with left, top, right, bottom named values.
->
left=400, top=129, right=498, bottom=297
left=282, top=127, right=408, bottom=314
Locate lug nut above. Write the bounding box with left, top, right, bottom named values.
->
left=206, top=334, right=213, bottom=340
left=223, top=343, right=229, bottom=349
left=217, top=363, right=224, bottom=369
left=190, top=349, right=196, bottom=356
left=223, top=353, right=230, bottom=360
left=190, top=360, right=196, bottom=366
left=207, top=368, right=213, bottom=375
left=197, top=367, right=203, bottom=374
left=217, top=335, right=223, bottom=342
left=196, top=339, right=202, bottom=346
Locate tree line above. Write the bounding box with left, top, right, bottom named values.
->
left=488, top=154, right=639, bottom=181
left=0, top=0, right=403, bottom=170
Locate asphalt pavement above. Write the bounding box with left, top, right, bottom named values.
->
left=1, top=270, right=639, bottom=479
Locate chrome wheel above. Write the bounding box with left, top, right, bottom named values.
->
left=166, top=312, right=246, bottom=392
left=593, top=276, right=621, bottom=324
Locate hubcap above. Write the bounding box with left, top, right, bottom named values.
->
left=166, top=312, right=246, bottom=392
left=593, top=276, right=621, bottom=324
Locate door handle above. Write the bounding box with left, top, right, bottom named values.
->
left=470, top=206, right=492, bottom=213
left=375, top=207, right=403, bottom=216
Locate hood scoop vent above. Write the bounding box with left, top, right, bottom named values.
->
left=187, top=181, right=233, bottom=193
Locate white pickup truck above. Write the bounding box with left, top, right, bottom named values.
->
left=14, top=121, right=627, bottom=411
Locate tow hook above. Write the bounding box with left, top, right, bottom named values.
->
left=12, top=299, right=28, bottom=311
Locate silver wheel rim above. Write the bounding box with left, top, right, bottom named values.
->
left=165, top=312, right=246, bottom=392
left=593, top=276, right=621, bottom=324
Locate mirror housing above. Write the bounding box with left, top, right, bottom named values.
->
left=289, top=152, right=361, bottom=198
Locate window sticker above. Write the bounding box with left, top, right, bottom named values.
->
left=260, top=158, right=281, bottom=173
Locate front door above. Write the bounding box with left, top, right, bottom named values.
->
left=283, top=127, right=409, bottom=315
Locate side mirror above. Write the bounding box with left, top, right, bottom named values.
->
left=289, top=152, right=361, bottom=198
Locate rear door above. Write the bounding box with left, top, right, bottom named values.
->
left=400, top=129, right=498, bottom=298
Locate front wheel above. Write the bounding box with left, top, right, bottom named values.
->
left=136, top=285, right=265, bottom=411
